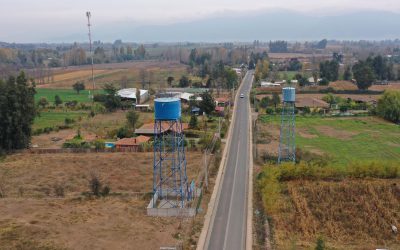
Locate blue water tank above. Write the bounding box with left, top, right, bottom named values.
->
left=282, top=87, right=296, bottom=102
left=154, top=97, right=181, bottom=120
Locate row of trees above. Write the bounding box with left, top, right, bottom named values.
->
left=352, top=55, right=394, bottom=90
left=186, top=49, right=239, bottom=89
left=0, top=72, right=36, bottom=152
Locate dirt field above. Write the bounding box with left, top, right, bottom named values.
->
left=36, top=61, right=187, bottom=90
left=0, top=152, right=204, bottom=249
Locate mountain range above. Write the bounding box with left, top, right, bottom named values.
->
left=33, top=10, right=400, bottom=42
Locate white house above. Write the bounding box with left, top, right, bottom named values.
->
left=261, top=81, right=281, bottom=87
left=117, top=88, right=149, bottom=104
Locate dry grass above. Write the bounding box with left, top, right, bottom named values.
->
left=0, top=152, right=203, bottom=249
left=37, top=61, right=187, bottom=89
left=270, top=179, right=400, bottom=249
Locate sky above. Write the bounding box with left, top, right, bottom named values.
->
left=1, top=0, right=400, bottom=42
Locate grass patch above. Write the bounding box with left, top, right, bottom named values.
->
left=33, top=111, right=86, bottom=130
left=260, top=115, right=400, bottom=165
left=35, top=89, right=103, bottom=104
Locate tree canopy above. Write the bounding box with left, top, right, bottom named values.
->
left=199, top=91, right=216, bottom=115
left=0, top=72, right=36, bottom=151
left=319, top=60, right=339, bottom=82
left=102, top=83, right=121, bottom=112
left=73, top=81, right=85, bottom=94
left=352, top=61, right=375, bottom=90
left=376, top=90, right=400, bottom=123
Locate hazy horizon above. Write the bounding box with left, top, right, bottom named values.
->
left=2, top=0, right=400, bottom=43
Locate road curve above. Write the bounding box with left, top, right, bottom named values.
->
left=205, top=70, right=253, bottom=250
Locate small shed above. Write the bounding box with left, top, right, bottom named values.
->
left=191, top=107, right=201, bottom=115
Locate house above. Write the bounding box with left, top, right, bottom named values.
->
left=135, top=104, right=151, bottom=112
left=135, top=122, right=189, bottom=135
left=114, top=135, right=150, bottom=150
left=117, top=88, right=149, bottom=104
left=296, top=97, right=329, bottom=111
left=261, top=81, right=281, bottom=87
left=161, top=92, right=202, bottom=103
left=215, top=97, right=230, bottom=107
left=179, top=92, right=202, bottom=103
left=308, top=77, right=322, bottom=85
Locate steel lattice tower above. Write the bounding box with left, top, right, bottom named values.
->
left=153, top=98, right=189, bottom=208
left=278, top=87, right=296, bottom=163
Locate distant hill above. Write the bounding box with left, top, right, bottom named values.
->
left=88, top=10, right=400, bottom=42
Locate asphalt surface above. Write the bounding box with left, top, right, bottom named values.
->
left=206, top=70, right=254, bottom=250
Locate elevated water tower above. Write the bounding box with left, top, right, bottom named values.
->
left=278, top=87, right=296, bottom=163
left=152, top=97, right=189, bottom=208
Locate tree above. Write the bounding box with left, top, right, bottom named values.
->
left=199, top=91, right=216, bottom=115
left=288, top=58, right=302, bottom=71
left=179, top=75, right=190, bottom=88
left=120, top=75, right=128, bottom=89
left=224, top=68, right=238, bottom=89
left=272, top=93, right=281, bottom=109
left=376, top=90, right=400, bottom=123
left=260, top=96, right=271, bottom=109
left=73, top=81, right=85, bottom=94
left=353, top=61, right=375, bottom=90
left=343, top=66, right=352, bottom=81
left=0, top=72, right=36, bottom=152
left=139, top=69, right=147, bottom=89
left=136, top=88, right=141, bottom=104
left=189, top=114, right=198, bottom=129
left=54, top=95, right=62, bottom=107
left=315, top=39, right=328, bottom=49
left=102, top=83, right=121, bottom=112
left=126, top=110, right=140, bottom=129
left=269, top=41, right=288, bottom=53
left=167, top=76, right=174, bottom=87
left=134, top=44, right=146, bottom=59
left=322, top=93, right=336, bottom=106
left=319, top=60, right=339, bottom=82
left=37, top=97, right=49, bottom=109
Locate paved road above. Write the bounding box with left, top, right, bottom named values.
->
left=206, top=70, right=254, bottom=250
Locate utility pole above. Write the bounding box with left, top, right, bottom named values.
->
left=86, top=11, right=95, bottom=102
left=204, top=149, right=208, bottom=189
left=218, top=117, right=221, bottom=138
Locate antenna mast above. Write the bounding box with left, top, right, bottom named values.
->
left=86, top=11, right=95, bottom=101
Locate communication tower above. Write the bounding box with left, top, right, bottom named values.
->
left=152, top=98, right=189, bottom=208
left=278, top=87, right=296, bottom=163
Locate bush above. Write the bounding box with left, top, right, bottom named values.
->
left=93, top=94, right=107, bottom=103
left=64, top=117, right=75, bottom=125
left=93, top=140, right=105, bottom=150
left=90, top=174, right=102, bottom=197
left=116, top=126, right=133, bottom=139
left=315, top=236, right=325, bottom=250
left=266, top=107, right=274, bottom=115
left=376, top=90, right=400, bottom=123
left=54, top=184, right=65, bottom=197
left=62, top=139, right=91, bottom=149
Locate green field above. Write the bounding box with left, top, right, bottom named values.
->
left=260, top=115, right=400, bottom=164
left=277, top=71, right=300, bottom=80
left=35, top=89, right=97, bottom=104
left=33, top=111, right=87, bottom=130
